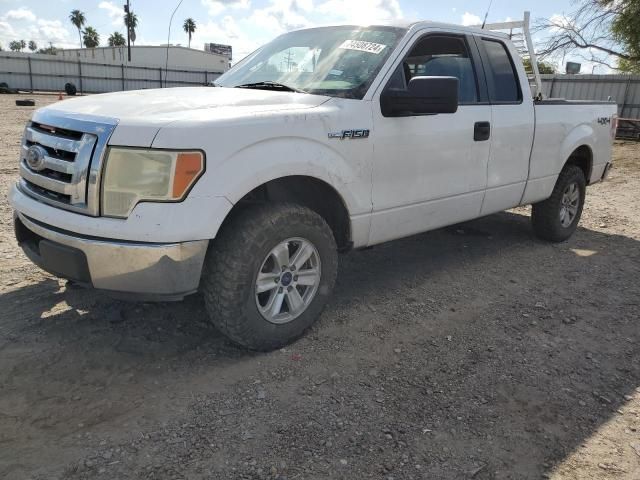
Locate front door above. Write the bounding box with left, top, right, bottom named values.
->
left=369, top=33, right=491, bottom=245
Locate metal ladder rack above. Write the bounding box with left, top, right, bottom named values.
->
left=473, top=11, right=544, bottom=100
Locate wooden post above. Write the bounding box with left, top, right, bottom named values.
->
left=159, top=67, right=163, bottom=88
left=121, top=64, right=125, bottom=91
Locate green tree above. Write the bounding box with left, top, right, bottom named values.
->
left=124, top=12, right=138, bottom=45
left=28, top=40, right=37, bottom=52
left=605, top=0, right=640, bottom=72
left=69, top=9, right=86, bottom=49
left=9, top=40, right=25, bottom=52
left=38, top=43, right=58, bottom=55
left=183, top=18, right=196, bottom=48
left=108, top=32, right=126, bottom=47
left=523, top=58, right=557, bottom=74
left=82, top=27, right=100, bottom=48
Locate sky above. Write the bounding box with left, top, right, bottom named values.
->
left=0, top=0, right=614, bottom=72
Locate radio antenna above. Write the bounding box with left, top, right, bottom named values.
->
left=481, top=0, right=494, bottom=29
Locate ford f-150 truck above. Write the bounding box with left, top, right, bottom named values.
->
left=10, top=22, right=616, bottom=350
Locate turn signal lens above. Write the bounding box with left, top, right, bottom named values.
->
left=173, top=152, right=205, bottom=198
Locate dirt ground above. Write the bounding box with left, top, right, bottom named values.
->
left=0, top=94, right=639, bottom=480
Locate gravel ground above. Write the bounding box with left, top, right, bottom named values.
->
left=0, top=94, right=639, bottom=480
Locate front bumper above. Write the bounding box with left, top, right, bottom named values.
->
left=14, top=213, right=209, bottom=300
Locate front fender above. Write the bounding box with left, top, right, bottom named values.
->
left=209, top=136, right=370, bottom=216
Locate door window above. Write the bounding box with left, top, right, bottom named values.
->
left=387, top=35, right=480, bottom=104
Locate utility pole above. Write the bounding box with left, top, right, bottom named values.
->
left=124, top=1, right=131, bottom=62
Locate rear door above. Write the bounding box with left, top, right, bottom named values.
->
left=474, top=36, right=535, bottom=215
left=369, top=32, right=492, bottom=245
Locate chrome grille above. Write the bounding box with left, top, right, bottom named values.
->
left=18, top=110, right=118, bottom=216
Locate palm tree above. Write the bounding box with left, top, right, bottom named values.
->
left=108, top=32, right=126, bottom=47
left=183, top=18, right=196, bottom=49
left=28, top=41, right=37, bottom=52
left=69, top=10, right=86, bottom=49
left=124, top=12, right=138, bottom=45
left=82, top=27, right=100, bottom=48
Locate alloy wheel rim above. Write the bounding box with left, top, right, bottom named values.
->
left=255, top=237, right=321, bottom=324
left=559, top=182, right=580, bottom=228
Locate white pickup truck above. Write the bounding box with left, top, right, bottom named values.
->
left=11, top=22, right=616, bottom=350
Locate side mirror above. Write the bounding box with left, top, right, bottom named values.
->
left=381, top=76, right=459, bottom=117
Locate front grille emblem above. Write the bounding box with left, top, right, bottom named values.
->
left=26, top=145, right=47, bottom=171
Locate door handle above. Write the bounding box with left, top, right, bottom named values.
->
left=474, top=121, right=491, bottom=141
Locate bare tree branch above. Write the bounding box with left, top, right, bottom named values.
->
left=534, top=0, right=640, bottom=69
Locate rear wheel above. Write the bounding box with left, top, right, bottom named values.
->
left=201, top=203, right=338, bottom=351
left=531, top=165, right=586, bottom=242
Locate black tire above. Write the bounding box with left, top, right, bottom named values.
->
left=201, top=203, right=338, bottom=351
left=15, top=99, right=35, bottom=106
left=64, top=83, right=77, bottom=96
left=531, top=165, right=586, bottom=242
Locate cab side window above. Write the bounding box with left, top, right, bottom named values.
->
left=480, top=39, right=521, bottom=103
left=389, top=35, right=480, bottom=104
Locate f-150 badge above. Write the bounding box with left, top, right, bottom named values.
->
left=328, top=129, right=370, bottom=139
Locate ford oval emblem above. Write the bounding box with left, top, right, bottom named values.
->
left=26, top=145, right=47, bottom=171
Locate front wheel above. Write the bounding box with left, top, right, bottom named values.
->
left=531, top=165, right=586, bottom=242
left=201, top=203, right=338, bottom=351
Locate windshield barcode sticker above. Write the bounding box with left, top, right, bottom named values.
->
left=339, top=40, right=386, bottom=54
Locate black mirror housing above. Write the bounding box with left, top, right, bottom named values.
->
left=381, top=76, right=459, bottom=116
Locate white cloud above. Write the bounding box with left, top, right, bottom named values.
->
left=461, top=12, right=482, bottom=26
left=4, top=8, right=36, bottom=22
left=250, top=0, right=314, bottom=34
left=202, top=0, right=251, bottom=16
left=98, top=1, right=124, bottom=27
left=315, top=0, right=402, bottom=26
left=0, top=9, right=76, bottom=50
left=0, top=20, right=16, bottom=39
left=36, top=19, right=72, bottom=44
left=548, top=13, right=574, bottom=32
left=192, top=15, right=259, bottom=60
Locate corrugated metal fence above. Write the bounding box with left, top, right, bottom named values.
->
left=0, top=52, right=222, bottom=93
left=540, top=74, right=640, bottom=119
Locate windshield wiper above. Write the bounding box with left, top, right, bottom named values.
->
left=234, top=81, right=305, bottom=93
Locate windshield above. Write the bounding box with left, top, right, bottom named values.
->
left=215, top=26, right=407, bottom=99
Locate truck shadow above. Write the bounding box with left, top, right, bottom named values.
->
left=0, top=210, right=638, bottom=479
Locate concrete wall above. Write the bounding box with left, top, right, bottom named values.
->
left=56, top=46, right=230, bottom=72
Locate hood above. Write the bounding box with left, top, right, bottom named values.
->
left=41, top=86, right=331, bottom=147
left=44, top=86, right=330, bottom=124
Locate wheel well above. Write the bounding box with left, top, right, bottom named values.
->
left=565, top=145, right=593, bottom=184
left=225, top=176, right=352, bottom=251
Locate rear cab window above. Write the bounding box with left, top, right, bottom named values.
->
left=479, top=38, right=522, bottom=103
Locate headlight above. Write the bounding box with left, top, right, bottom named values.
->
left=102, top=147, right=205, bottom=218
